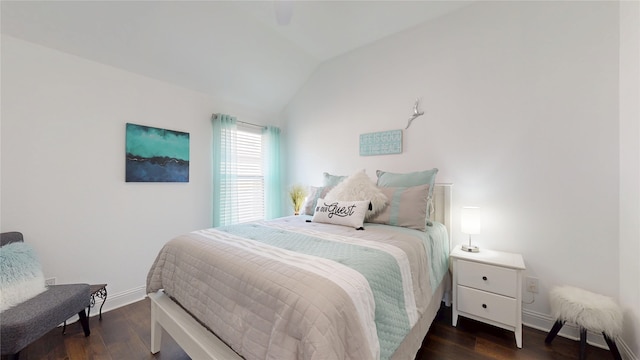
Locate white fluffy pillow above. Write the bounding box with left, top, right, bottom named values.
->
left=312, top=199, right=370, bottom=229
left=0, top=242, right=46, bottom=312
left=325, top=170, right=388, bottom=220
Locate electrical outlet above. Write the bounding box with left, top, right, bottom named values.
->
left=526, top=277, right=539, bottom=293
left=45, top=277, right=56, bottom=286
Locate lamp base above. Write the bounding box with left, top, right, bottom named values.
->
left=461, top=244, right=479, bottom=253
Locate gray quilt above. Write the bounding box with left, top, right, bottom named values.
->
left=146, top=216, right=449, bottom=360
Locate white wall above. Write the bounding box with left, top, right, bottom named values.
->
left=0, top=1, right=636, bottom=357
left=284, top=1, right=636, bottom=356
left=0, top=35, right=276, bottom=310
left=619, top=0, right=640, bottom=357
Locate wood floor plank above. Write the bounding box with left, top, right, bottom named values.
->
left=82, top=319, right=113, bottom=360
left=124, top=298, right=155, bottom=351
left=7, top=298, right=616, bottom=360
left=97, top=311, right=139, bottom=359
left=64, top=332, right=90, bottom=360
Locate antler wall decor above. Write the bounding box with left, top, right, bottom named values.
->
left=405, top=98, right=425, bottom=130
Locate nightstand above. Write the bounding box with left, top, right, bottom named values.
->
left=450, top=245, right=526, bottom=348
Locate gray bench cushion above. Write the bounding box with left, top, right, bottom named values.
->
left=0, top=232, right=24, bottom=247
left=1, top=284, right=90, bottom=355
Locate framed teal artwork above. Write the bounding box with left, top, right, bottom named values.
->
left=359, top=129, right=403, bottom=156
left=125, top=123, right=190, bottom=182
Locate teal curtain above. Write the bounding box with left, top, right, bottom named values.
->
left=262, top=126, right=283, bottom=219
left=212, top=114, right=238, bottom=227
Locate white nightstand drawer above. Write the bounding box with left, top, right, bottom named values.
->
left=457, top=260, right=517, bottom=297
left=457, top=285, right=517, bottom=326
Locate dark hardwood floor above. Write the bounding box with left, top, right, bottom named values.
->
left=10, top=299, right=613, bottom=360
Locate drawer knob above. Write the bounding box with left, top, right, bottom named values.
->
left=482, top=276, right=488, bottom=281
left=482, top=304, right=487, bottom=309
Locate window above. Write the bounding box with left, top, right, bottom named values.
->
left=236, top=125, right=264, bottom=223
left=212, top=114, right=281, bottom=227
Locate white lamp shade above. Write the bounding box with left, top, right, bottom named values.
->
left=461, top=207, right=481, bottom=235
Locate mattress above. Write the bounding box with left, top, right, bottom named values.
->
left=146, top=215, right=450, bottom=360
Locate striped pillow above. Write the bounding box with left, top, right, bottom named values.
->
left=367, top=184, right=430, bottom=231
left=302, top=186, right=333, bottom=215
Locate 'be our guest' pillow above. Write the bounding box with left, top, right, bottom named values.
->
left=312, top=199, right=370, bottom=229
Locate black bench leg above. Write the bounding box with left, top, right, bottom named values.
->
left=603, top=333, right=623, bottom=360
left=77, top=309, right=90, bottom=337
left=99, top=288, right=107, bottom=320
left=6, top=353, right=20, bottom=360
left=545, top=320, right=564, bottom=343
left=579, top=327, right=587, bottom=360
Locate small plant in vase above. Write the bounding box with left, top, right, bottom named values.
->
left=289, top=185, right=307, bottom=215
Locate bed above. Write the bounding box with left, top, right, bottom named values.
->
left=146, top=183, right=452, bottom=360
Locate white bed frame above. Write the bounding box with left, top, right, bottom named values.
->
left=149, top=183, right=452, bottom=359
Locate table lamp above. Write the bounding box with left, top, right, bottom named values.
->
left=461, top=206, right=481, bottom=252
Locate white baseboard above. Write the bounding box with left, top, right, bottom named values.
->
left=91, top=285, right=147, bottom=316
left=62, top=285, right=147, bottom=325
left=523, top=308, right=638, bottom=360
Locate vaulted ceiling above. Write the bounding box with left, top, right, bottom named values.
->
left=1, top=1, right=472, bottom=114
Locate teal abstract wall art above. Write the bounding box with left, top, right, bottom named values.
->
left=126, top=123, right=190, bottom=182
left=359, top=129, right=403, bottom=156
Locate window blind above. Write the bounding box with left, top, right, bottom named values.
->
left=236, top=125, right=264, bottom=223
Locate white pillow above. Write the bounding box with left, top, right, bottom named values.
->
left=0, top=242, right=46, bottom=312
left=312, top=199, right=369, bottom=229
left=325, top=170, right=388, bottom=220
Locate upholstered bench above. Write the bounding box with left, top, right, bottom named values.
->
left=545, top=285, right=623, bottom=360
left=0, top=232, right=91, bottom=360
left=1, top=284, right=91, bottom=358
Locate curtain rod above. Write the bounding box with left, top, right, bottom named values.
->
left=212, top=114, right=264, bottom=129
